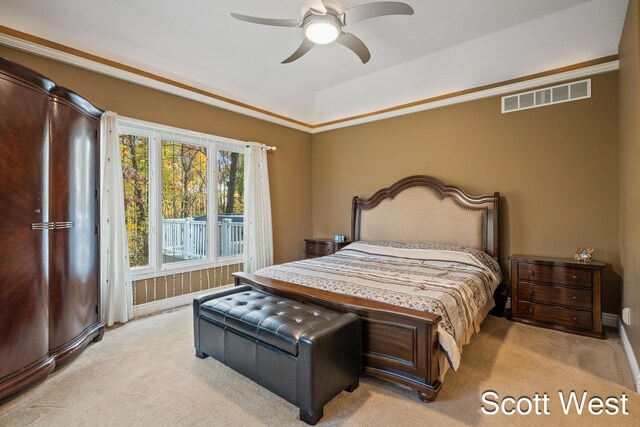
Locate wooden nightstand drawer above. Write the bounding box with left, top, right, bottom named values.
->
left=517, top=282, right=592, bottom=309
left=518, top=301, right=592, bottom=331
left=306, top=242, right=333, bottom=257
left=517, top=263, right=592, bottom=288
left=304, top=238, right=351, bottom=259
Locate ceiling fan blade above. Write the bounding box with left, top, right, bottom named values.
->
left=342, top=2, right=414, bottom=26
left=308, top=0, right=328, bottom=15
left=281, top=38, right=315, bottom=64
left=230, top=13, right=300, bottom=27
left=335, top=32, right=371, bottom=64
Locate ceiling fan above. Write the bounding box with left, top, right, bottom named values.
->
left=230, top=0, right=414, bottom=64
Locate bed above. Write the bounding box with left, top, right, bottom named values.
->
left=233, top=175, right=501, bottom=402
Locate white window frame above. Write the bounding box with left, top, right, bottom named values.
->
left=117, top=117, right=248, bottom=281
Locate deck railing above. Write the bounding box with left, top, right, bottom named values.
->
left=162, top=218, right=243, bottom=260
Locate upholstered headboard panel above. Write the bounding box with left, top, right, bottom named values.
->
left=351, top=176, right=500, bottom=258
left=359, top=186, right=485, bottom=249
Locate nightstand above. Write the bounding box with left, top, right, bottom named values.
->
left=510, top=255, right=605, bottom=339
left=304, top=238, right=351, bottom=259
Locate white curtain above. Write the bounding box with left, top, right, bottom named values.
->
left=243, top=144, right=274, bottom=273
left=100, top=112, right=133, bottom=326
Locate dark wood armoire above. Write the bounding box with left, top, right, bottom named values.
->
left=0, top=57, right=104, bottom=400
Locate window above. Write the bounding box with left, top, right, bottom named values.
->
left=217, top=150, right=244, bottom=257
left=118, top=119, right=248, bottom=279
left=120, top=134, right=150, bottom=268
left=161, top=140, right=208, bottom=264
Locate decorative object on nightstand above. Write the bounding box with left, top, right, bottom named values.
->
left=304, top=238, right=351, bottom=259
left=574, top=247, right=593, bottom=263
left=510, top=255, right=605, bottom=339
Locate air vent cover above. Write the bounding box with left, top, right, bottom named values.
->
left=502, top=79, right=591, bottom=113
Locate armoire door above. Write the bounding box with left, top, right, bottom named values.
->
left=0, top=61, right=55, bottom=398
left=48, top=87, right=103, bottom=365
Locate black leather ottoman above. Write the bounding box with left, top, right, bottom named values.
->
left=193, top=285, right=362, bottom=425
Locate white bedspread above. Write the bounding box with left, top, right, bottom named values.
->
left=255, top=241, right=502, bottom=371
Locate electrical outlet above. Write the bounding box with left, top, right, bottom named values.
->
left=622, top=307, right=631, bottom=326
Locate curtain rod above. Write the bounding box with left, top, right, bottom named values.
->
left=246, top=142, right=277, bottom=152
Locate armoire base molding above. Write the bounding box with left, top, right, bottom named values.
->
left=50, top=323, right=105, bottom=367
left=0, top=355, right=55, bottom=401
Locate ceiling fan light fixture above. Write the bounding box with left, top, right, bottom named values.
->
left=231, top=1, right=415, bottom=63
left=304, top=18, right=340, bottom=44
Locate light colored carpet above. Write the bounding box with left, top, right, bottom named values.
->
left=0, top=307, right=637, bottom=426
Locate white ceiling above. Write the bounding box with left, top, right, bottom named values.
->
left=0, top=0, right=628, bottom=126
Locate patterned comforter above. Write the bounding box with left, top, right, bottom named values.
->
left=255, top=241, right=502, bottom=371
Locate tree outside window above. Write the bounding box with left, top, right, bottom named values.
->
left=120, top=134, right=149, bottom=268
left=217, top=150, right=244, bottom=257
left=161, top=140, right=207, bottom=263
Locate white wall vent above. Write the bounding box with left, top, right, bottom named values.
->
left=501, top=79, right=591, bottom=113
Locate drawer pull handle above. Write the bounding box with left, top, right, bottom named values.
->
left=572, top=316, right=577, bottom=321
left=529, top=309, right=533, bottom=314
left=572, top=295, right=578, bottom=300
left=572, top=275, right=578, bottom=280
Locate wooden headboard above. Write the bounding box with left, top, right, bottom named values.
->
left=351, top=175, right=499, bottom=259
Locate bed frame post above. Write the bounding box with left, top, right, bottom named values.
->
left=351, top=196, right=361, bottom=241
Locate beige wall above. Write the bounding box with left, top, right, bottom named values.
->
left=0, top=45, right=312, bottom=264
left=311, top=72, right=620, bottom=313
left=618, top=0, right=640, bottom=372
left=0, top=45, right=625, bottom=316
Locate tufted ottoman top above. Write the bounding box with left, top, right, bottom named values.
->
left=200, top=289, right=342, bottom=356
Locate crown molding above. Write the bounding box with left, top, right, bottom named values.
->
left=0, top=27, right=312, bottom=132
left=0, top=26, right=618, bottom=134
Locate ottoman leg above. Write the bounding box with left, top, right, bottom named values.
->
left=345, top=379, right=359, bottom=393
left=300, top=407, right=323, bottom=425
left=195, top=349, right=208, bottom=359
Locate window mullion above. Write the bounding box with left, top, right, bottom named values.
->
left=151, top=132, right=162, bottom=272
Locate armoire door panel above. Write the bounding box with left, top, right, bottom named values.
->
left=0, top=73, right=50, bottom=381
left=48, top=95, right=100, bottom=355
left=0, top=57, right=103, bottom=400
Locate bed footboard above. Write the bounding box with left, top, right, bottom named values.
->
left=233, top=272, right=442, bottom=402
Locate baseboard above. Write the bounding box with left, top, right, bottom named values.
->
left=617, top=316, right=640, bottom=393
left=132, top=284, right=234, bottom=317
left=602, top=312, right=618, bottom=328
